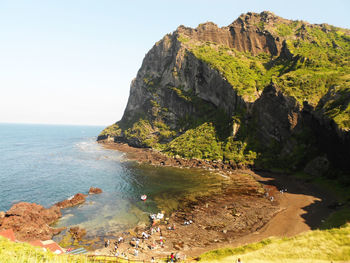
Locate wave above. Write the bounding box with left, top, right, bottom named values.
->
left=75, top=138, right=124, bottom=162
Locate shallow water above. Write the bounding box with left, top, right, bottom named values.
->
left=0, top=123, right=227, bottom=240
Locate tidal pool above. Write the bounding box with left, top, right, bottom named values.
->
left=53, top=163, right=229, bottom=244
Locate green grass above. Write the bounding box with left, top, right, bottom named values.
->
left=164, top=122, right=224, bottom=160
left=98, top=123, right=121, bottom=138
left=322, top=86, right=350, bottom=130
left=177, top=21, right=350, bottom=122
left=187, top=42, right=270, bottom=101
left=321, top=207, right=350, bottom=230
left=199, top=224, right=350, bottom=263
left=0, top=236, right=90, bottom=263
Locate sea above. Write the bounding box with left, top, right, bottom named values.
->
left=0, top=123, right=226, bottom=242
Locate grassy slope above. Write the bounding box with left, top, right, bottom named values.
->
left=199, top=224, right=350, bottom=263
left=0, top=236, right=89, bottom=263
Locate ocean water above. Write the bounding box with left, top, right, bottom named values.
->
left=0, top=123, right=226, bottom=240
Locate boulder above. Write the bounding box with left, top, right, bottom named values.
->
left=0, top=202, right=62, bottom=241
left=304, top=156, right=330, bottom=177
left=69, top=226, right=87, bottom=240
left=55, top=193, right=87, bottom=209
left=88, top=187, right=103, bottom=195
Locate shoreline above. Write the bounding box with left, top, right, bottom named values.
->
left=91, top=141, right=337, bottom=260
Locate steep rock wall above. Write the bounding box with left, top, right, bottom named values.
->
left=100, top=11, right=350, bottom=174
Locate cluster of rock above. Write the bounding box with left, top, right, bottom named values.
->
left=0, top=187, right=102, bottom=241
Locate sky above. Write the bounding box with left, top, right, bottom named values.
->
left=0, top=0, right=349, bottom=126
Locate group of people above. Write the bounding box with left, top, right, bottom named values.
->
left=183, top=219, right=193, bottom=225
left=104, top=236, right=126, bottom=258
left=169, top=252, right=181, bottom=262
left=102, top=213, right=185, bottom=262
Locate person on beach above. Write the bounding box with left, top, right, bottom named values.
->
left=151, top=256, right=155, bottom=263
left=159, top=236, right=164, bottom=247
left=142, top=231, right=149, bottom=239
left=118, top=236, right=123, bottom=243
left=135, top=238, right=140, bottom=248
left=170, top=252, right=175, bottom=262
left=236, top=258, right=242, bottom=263
left=134, top=248, right=138, bottom=257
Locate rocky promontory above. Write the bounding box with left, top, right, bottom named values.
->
left=0, top=188, right=102, bottom=241
left=0, top=202, right=62, bottom=241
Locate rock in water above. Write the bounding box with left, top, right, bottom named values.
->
left=88, top=187, right=103, bottom=194
left=55, top=193, right=87, bottom=209
left=69, top=226, right=87, bottom=240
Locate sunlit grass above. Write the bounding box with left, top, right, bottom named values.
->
left=199, top=224, right=350, bottom=263
left=0, top=236, right=90, bottom=263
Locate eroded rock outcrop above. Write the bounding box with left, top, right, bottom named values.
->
left=178, top=11, right=288, bottom=56
left=0, top=202, right=62, bottom=241
left=0, top=188, right=102, bottom=241
left=252, top=83, right=301, bottom=146
left=55, top=193, right=87, bottom=209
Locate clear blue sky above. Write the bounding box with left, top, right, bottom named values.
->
left=0, top=0, right=349, bottom=126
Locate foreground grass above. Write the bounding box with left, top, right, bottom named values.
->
left=199, top=224, right=350, bottom=263
left=0, top=236, right=89, bottom=263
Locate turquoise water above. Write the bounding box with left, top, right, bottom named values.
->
left=0, top=123, right=225, bottom=239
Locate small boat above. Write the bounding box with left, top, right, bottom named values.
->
left=141, top=194, right=147, bottom=201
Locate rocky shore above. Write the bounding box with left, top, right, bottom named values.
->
left=93, top=141, right=336, bottom=260
left=99, top=140, right=246, bottom=171
left=0, top=187, right=102, bottom=242
left=90, top=141, right=282, bottom=260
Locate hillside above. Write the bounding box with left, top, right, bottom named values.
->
left=98, top=11, right=350, bottom=182
left=199, top=223, right=350, bottom=263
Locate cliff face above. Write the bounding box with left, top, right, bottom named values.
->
left=177, top=11, right=287, bottom=56
left=99, top=11, right=350, bottom=178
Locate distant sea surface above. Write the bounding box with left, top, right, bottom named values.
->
left=0, top=123, right=225, bottom=238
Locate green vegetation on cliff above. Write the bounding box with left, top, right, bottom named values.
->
left=98, top=123, right=121, bottom=138
left=189, top=43, right=269, bottom=101
left=179, top=23, right=350, bottom=108
left=99, top=12, right=350, bottom=170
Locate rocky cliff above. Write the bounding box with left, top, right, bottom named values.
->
left=99, top=11, right=350, bottom=181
